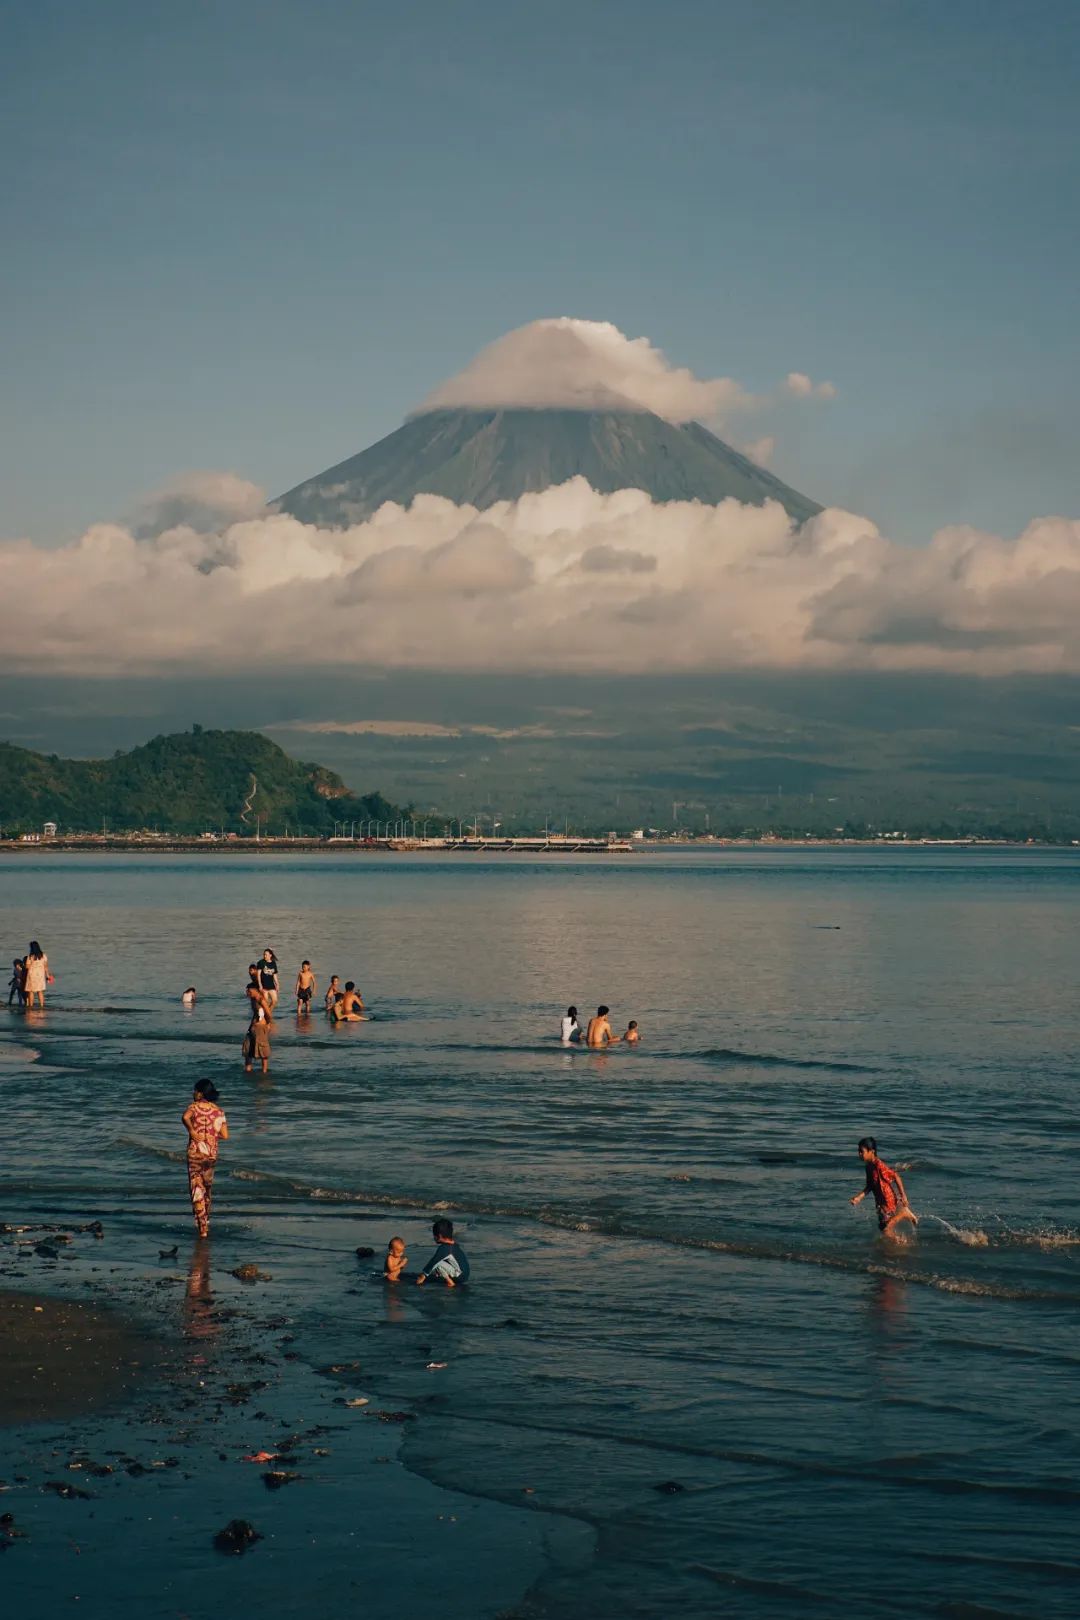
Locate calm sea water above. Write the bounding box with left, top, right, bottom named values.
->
left=2, top=849, right=1079, bottom=1618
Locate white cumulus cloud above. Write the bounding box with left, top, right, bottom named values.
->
left=2, top=477, right=1079, bottom=679
left=131, top=471, right=267, bottom=539
left=783, top=372, right=837, bottom=401
left=417, top=318, right=760, bottom=422
left=742, top=436, right=776, bottom=467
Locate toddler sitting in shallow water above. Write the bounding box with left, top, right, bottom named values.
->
left=384, top=1236, right=408, bottom=1282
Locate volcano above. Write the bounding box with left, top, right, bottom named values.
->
left=274, top=407, right=822, bottom=528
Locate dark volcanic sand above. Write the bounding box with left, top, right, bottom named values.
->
left=0, top=1290, right=160, bottom=1425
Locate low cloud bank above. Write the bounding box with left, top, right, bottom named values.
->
left=416, top=318, right=833, bottom=423
left=3, top=479, right=1079, bottom=677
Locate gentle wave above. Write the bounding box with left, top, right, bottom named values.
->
left=114, top=1138, right=1080, bottom=1304
left=423, top=1406, right=1080, bottom=1503
left=698, top=1046, right=870, bottom=1072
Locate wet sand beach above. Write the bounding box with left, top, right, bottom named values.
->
left=0, top=1284, right=159, bottom=1426
left=0, top=1212, right=572, bottom=1619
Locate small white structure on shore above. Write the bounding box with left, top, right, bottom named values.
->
left=43, top=820, right=58, bottom=838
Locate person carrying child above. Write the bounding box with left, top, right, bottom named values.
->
left=415, top=1218, right=470, bottom=1287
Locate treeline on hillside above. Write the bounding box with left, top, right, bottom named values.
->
left=0, top=727, right=406, bottom=836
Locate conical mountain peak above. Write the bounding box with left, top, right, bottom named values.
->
left=275, top=406, right=821, bottom=528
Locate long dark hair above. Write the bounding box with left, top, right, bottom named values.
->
left=28, top=940, right=44, bottom=959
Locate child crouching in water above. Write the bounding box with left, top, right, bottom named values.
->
left=384, top=1236, right=408, bottom=1282
left=416, top=1218, right=470, bottom=1287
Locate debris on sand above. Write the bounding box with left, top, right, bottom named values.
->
left=224, top=1381, right=270, bottom=1404
left=43, top=1481, right=93, bottom=1500
left=262, top=1470, right=303, bottom=1490
left=1, top=1512, right=27, bottom=1546
left=213, top=1519, right=262, bottom=1555
left=230, top=1265, right=272, bottom=1283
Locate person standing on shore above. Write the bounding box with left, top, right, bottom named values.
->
left=182, top=1079, right=229, bottom=1239
left=23, top=941, right=49, bottom=1010
left=258, top=948, right=280, bottom=1013
left=244, top=964, right=272, bottom=1074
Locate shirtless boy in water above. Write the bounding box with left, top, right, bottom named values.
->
left=585, top=1006, right=616, bottom=1047
left=295, top=960, right=317, bottom=1016
left=850, top=1136, right=918, bottom=1239
left=621, top=1020, right=641, bottom=1044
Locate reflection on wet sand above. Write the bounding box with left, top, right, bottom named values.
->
left=184, top=1238, right=218, bottom=1344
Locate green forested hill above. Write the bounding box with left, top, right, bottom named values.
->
left=0, top=728, right=404, bottom=835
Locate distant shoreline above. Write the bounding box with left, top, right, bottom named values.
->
left=2, top=837, right=1075, bottom=855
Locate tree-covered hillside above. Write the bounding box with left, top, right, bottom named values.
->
left=0, top=727, right=405, bottom=835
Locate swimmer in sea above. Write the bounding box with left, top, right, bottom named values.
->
left=560, top=1005, right=581, bottom=1043
left=850, top=1136, right=918, bottom=1239
left=384, top=1236, right=408, bottom=1282
left=342, top=980, right=366, bottom=1018
left=182, top=986, right=197, bottom=1005
left=324, top=975, right=341, bottom=1013
left=621, top=1020, right=640, bottom=1044
left=295, top=959, right=317, bottom=1016
left=585, top=1005, right=615, bottom=1047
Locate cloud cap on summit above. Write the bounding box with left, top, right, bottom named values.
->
left=415, top=317, right=757, bottom=423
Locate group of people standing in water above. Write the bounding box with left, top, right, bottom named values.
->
left=238, top=947, right=368, bottom=1073
left=7, top=940, right=50, bottom=1010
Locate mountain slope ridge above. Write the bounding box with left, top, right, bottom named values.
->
left=274, top=407, right=821, bottom=527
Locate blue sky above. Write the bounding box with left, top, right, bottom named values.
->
left=3, top=0, right=1077, bottom=544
